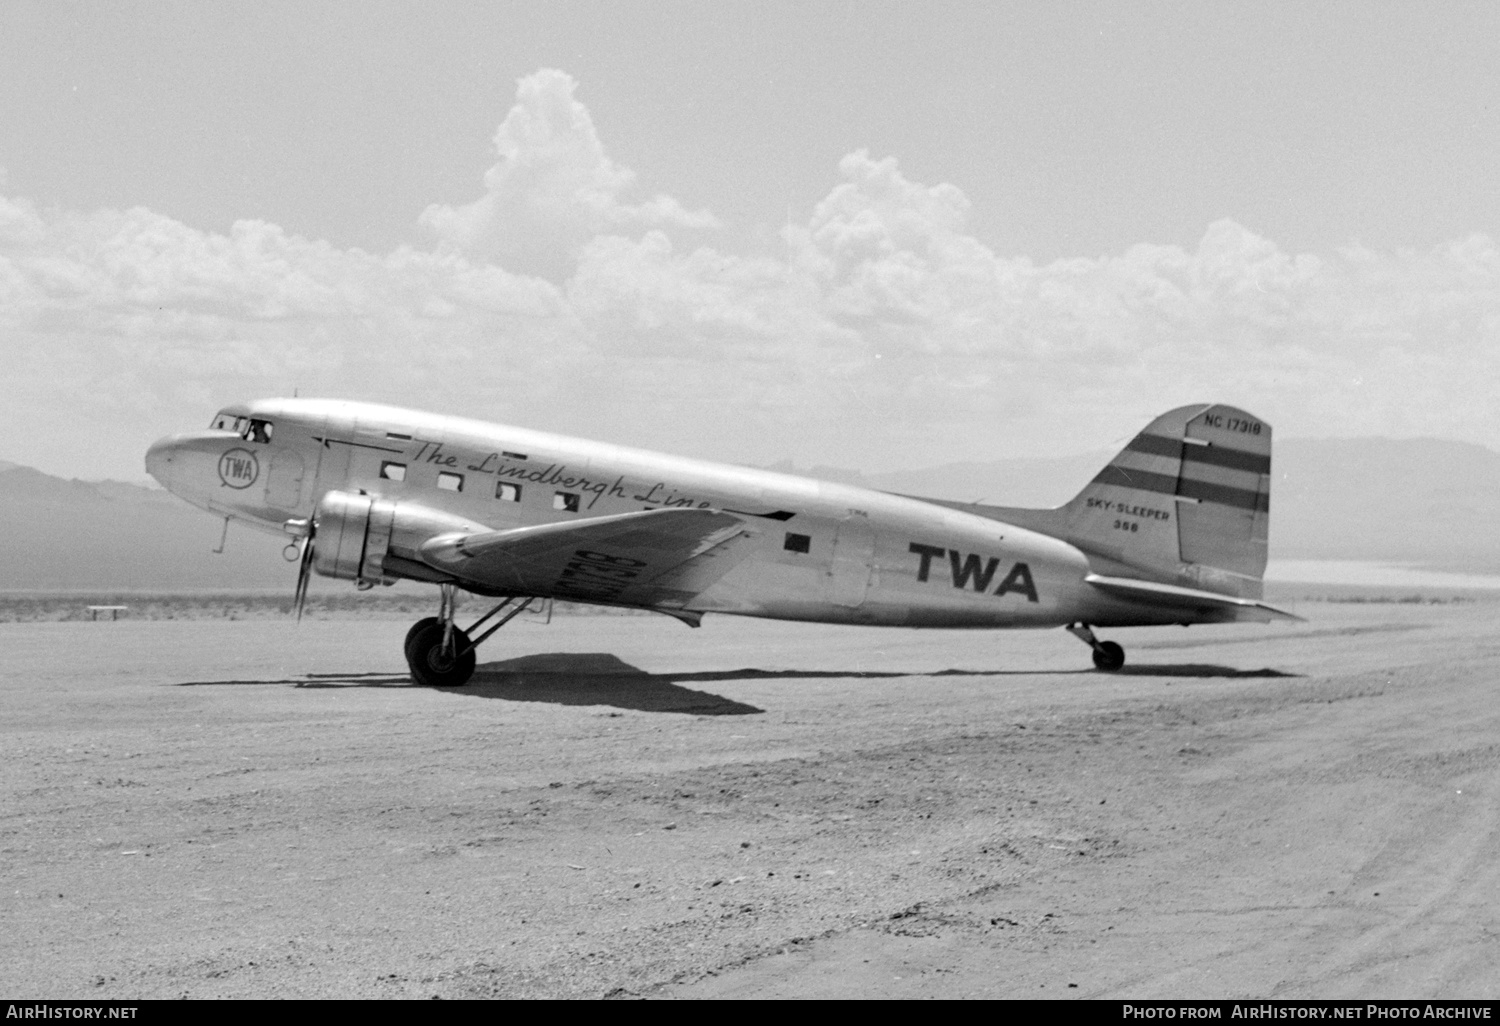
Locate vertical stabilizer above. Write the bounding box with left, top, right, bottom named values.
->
left=1060, top=404, right=1272, bottom=597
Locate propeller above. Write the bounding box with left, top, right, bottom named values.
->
left=294, top=529, right=315, bottom=622
left=283, top=517, right=315, bottom=622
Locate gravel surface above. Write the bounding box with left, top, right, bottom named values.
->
left=3, top=601, right=1497, bottom=998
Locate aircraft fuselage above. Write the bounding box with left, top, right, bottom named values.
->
left=146, top=398, right=1171, bottom=630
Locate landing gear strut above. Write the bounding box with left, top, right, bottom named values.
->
left=1066, top=623, right=1125, bottom=672
left=404, top=585, right=537, bottom=687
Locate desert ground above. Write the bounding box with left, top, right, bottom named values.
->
left=3, top=596, right=1498, bottom=999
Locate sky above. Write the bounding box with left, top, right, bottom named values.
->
left=2, top=0, right=1499, bottom=481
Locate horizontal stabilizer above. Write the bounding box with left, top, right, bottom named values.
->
left=418, top=507, right=753, bottom=607
left=1084, top=574, right=1302, bottom=623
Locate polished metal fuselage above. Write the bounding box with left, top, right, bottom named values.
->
left=146, top=398, right=1179, bottom=629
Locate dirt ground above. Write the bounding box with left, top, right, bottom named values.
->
left=3, top=599, right=1499, bottom=999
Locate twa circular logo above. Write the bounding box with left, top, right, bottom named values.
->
left=218, top=448, right=260, bottom=489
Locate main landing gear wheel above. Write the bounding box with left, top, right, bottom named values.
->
left=406, top=622, right=476, bottom=688
left=404, top=617, right=439, bottom=663
left=1091, top=641, right=1125, bottom=672
left=1066, top=623, right=1126, bottom=672
left=403, top=590, right=537, bottom=688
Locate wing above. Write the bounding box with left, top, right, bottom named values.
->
left=1084, top=574, right=1303, bottom=623
left=418, top=507, right=754, bottom=609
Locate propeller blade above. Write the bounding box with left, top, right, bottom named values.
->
left=294, top=524, right=315, bottom=622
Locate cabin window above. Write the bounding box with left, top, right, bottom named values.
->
left=784, top=532, right=811, bottom=554
left=503, top=451, right=529, bottom=461
left=386, top=431, right=412, bottom=441
left=496, top=482, right=522, bottom=502
left=437, top=472, right=464, bottom=492
left=379, top=461, right=406, bottom=482
left=554, top=491, right=579, bottom=512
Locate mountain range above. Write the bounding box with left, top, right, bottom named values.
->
left=3, top=437, right=1497, bottom=593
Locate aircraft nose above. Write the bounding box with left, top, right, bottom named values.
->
left=145, top=436, right=176, bottom=489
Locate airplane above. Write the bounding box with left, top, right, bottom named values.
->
left=144, top=400, right=1298, bottom=686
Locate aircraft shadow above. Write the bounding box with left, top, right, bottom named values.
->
left=173, top=658, right=764, bottom=716
left=456, top=653, right=763, bottom=715
left=174, top=672, right=415, bottom=689
left=171, top=656, right=1298, bottom=713
left=1111, top=664, right=1301, bottom=679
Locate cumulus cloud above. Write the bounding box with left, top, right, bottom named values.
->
left=2, top=70, right=1498, bottom=481
left=0, top=189, right=588, bottom=476
left=419, top=69, right=719, bottom=280
left=560, top=151, right=1500, bottom=460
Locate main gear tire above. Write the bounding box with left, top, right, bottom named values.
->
left=1092, top=641, right=1126, bottom=672
left=404, top=617, right=439, bottom=663
left=406, top=622, right=476, bottom=687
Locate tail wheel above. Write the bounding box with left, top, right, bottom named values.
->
left=1092, top=641, right=1125, bottom=672
left=406, top=622, right=476, bottom=687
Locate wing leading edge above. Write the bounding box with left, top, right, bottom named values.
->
left=418, top=507, right=754, bottom=609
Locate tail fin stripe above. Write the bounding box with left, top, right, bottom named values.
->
left=1091, top=464, right=1267, bottom=512
left=1125, top=433, right=1185, bottom=459
left=1183, top=446, right=1271, bottom=475
left=1125, top=433, right=1270, bottom=474
left=1177, top=478, right=1269, bottom=513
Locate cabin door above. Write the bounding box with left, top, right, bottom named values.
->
left=828, top=515, right=875, bottom=607
left=265, top=450, right=305, bottom=510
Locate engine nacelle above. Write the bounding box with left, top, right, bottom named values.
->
left=311, top=490, right=485, bottom=584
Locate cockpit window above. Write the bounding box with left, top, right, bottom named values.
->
left=208, top=414, right=273, bottom=444
left=210, top=413, right=273, bottom=442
